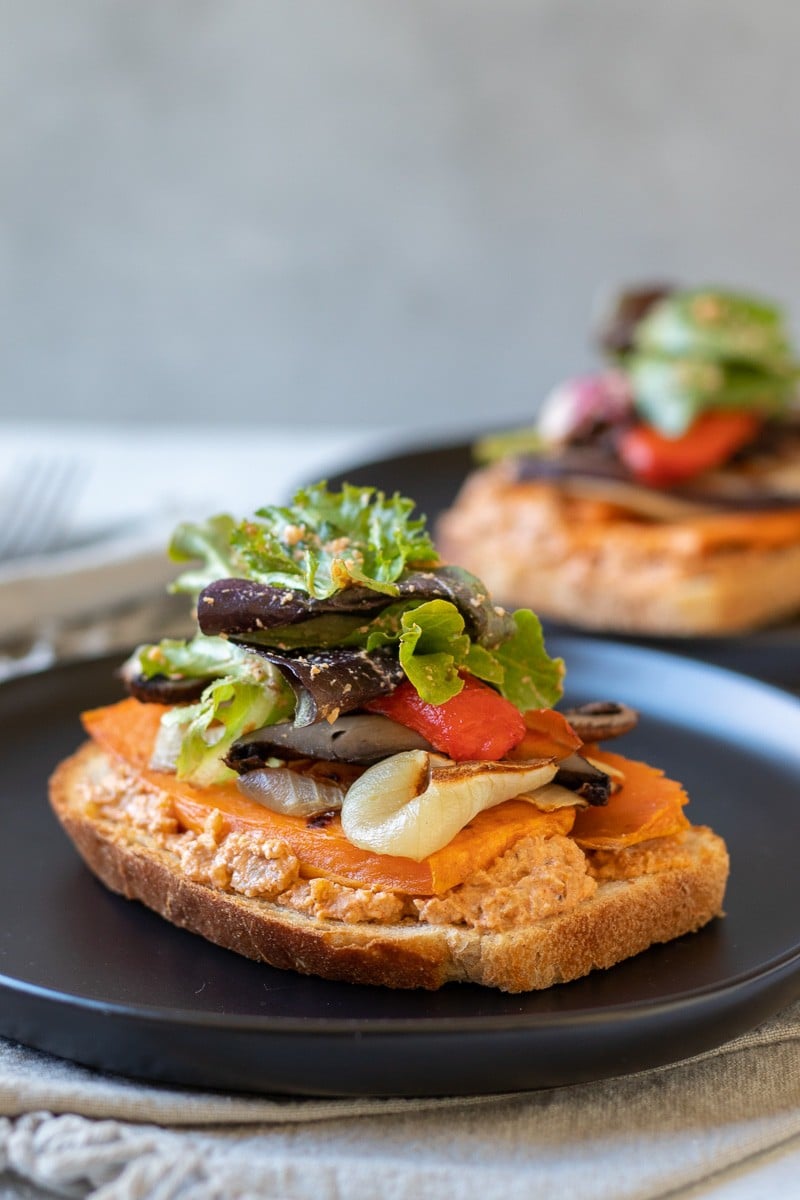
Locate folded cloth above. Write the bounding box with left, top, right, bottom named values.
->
left=2, top=999, right=800, bottom=1200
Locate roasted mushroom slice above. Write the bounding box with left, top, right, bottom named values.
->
left=560, top=702, right=638, bottom=744
left=553, top=753, right=613, bottom=806
left=118, top=661, right=208, bottom=705
left=227, top=713, right=434, bottom=770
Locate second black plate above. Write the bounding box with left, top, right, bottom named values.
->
left=1, top=642, right=800, bottom=1096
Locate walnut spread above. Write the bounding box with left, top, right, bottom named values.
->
left=173, top=812, right=300, bottom=899
left=415, top=834, right=595, bottom=931
left=277, top=877, right=405, bottom=924
left=587, top=831, right=698, bottom=880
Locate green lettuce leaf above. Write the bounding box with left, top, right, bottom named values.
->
left=633, top=290, right=794, bottom=372
left=252, top=597, right=562, bottom=709
left=462, top=641, right=505, bottom=687
left=393, top=600, right=471, bottom=705
left=135, top=634, right=264, bottom=682
left=628, top=355, right=796, bottom=437
left=161, top=674, right=295, bottom=786
left=166, top=485, right=438, bottom=601
left=487, top=609, right=565, bottom=710
left=169, top=515, right=247, bottom=597
left=231, top=482, right=439, bottom=599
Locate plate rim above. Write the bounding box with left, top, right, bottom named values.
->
left=4, top=940, right=800, bottom=1037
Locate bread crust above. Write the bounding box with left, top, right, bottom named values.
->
left=437, top=464, right=800, bottom=635
left=49, top=742, right=729, bottom=993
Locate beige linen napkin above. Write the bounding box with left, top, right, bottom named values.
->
left=2, top=998, right=800, bottom=1200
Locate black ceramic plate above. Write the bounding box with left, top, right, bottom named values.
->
left=318, top=438, right=800, bottom=690
left=2, top=644, right=800, bottom=1097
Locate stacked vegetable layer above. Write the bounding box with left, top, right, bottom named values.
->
left=121, top=484, right=570, bottom=859
left=477, top=284, right=800, bottom=497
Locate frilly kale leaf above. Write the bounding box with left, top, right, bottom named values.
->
left=168, top=483, right=438, bottom=600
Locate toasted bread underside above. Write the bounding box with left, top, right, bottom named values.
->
left=49, top=743, right=729, bottom=993
left=437, top=467, right=800, bottom=635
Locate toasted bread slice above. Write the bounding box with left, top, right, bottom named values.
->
left=49, top=742, right=729, bottom=992
left=437, top=464, right=800, bottom=635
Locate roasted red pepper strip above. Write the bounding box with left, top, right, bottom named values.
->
left=617, top=410, right=761, bottom=486
left=365, top=675, right=526, bottom=761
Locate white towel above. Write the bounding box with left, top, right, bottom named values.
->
left=2, top=999, right=800, bottom=1200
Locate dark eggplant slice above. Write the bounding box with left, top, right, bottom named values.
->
left=118, top=659, right=209, bottom=706
left=553, top=753, right=611, bottom=806
left=560, top=702, right=639, bottom=743
left=198, top=567, right=515, bottom=647
left=513, top=447, right=631, bottom=486
left=124, top=674, right=209, bottom=705
left=197, top=578, right=384, bottom=635
left=513, top=448, right=800, bottom=513
left=596, top=283, right=674, bottom=356
left=227, top=713, right=434, bottom=770
left=238, top=644, right=405, bottom=727
left=196, top=568, right=515, bottom=648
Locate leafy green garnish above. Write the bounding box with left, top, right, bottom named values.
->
left=387, top=601, right=471, bottom=705
left=626, top=288, right=798, bottom=435
left=162, top=674, right=295, bottom=786
left=137, top=635, right=296, bottom=786
left=232, top=482, right=438, bottom=599
left=166, top=484, right=438, bottom=600
left=236, top=598, right=563, bottom=709
left=487, top=609, right=565, bottom=710
left=628, top=355, right=796, bottom=437
left=135, top=634, right=263, bottom=682
left=169, top=515, right=246, bottom=597
left=634, top=290, right=794, bottom=372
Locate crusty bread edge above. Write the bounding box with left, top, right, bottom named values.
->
left=49, top=742, right=730, bottom=993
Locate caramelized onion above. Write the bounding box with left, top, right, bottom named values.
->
left=340, top=751, right=559, bottom=861
left=236, top=767, right=345, bottom=817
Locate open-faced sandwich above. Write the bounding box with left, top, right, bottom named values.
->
left=438, top=285, right=800, bottom=635
left=49, top=483, right=728, bottom=992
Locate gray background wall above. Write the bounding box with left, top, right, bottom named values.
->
left=2, top=0, right=799, bottom=434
